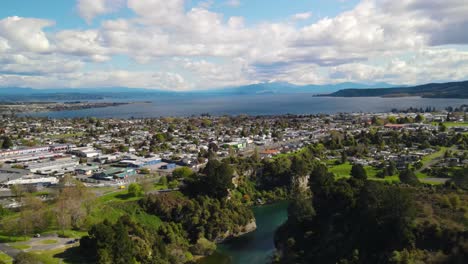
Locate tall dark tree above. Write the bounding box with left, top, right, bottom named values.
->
left=351, top=164, right=367, bottom=180
left=399, top=168, right=419, bottom=186
left=183, top=160, right=234, bottom=199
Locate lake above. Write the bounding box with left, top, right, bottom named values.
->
left=22, top=94, right=468, bottom=118
left=199, top=201, right=289, bottom=264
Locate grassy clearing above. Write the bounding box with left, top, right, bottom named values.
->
left=329, top=162, right=353, bottom=178
left=0, top=251, right=12, bottom=264
left=97, top=190, right=141, bottom=203
left=443, top=122, right=468, bottom=128
left=421, top=147, right=447, bottom=166
left=28, top=246, right=91, bottom=264
left=0, top=234, right=30, bottom=243
left=328, top=162, right=379, bottom=178
left=154, top=183, right=168, bottom=190
left=40, top=239, right=58, bottom=245
left=47, top=132, right=84, bottom=139
left=10, top=244, right=30, bottom=250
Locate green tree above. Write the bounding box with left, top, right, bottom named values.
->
left=172, top=167, right=194, bottom=179
left=128, top=183, right=144, bottom=197
left=399, top=168, right=419, bottom=186
left=351, top=164, right=367, bottom=180
left=183, top=160, right=234, bottom=199
left=1, top=136, right=13, bottom=149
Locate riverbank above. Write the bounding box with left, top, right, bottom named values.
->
left=199, top=201, right=289, bottom=264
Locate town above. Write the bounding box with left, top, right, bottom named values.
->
left=1, top=108, right=467, bottom=201
left=0, top=108, right=467, bottom=263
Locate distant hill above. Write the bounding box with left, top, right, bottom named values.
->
left=206, top=82, right=396, bottom=95
left=325, top=80, right=468, bottom=98
left=0, top=82, right=397, bottom=101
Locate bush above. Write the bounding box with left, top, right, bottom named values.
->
left=127, top=183, right=144, bottom=197
left=190, top=237, right=217, bottom=255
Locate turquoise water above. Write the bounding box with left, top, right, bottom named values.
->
left=200, top=201, right=289, bottom=264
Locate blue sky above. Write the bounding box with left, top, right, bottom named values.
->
left=0, top=0, right=467, bottom=90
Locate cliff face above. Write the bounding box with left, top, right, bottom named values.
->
left=215, top=219, right=257, bottom=243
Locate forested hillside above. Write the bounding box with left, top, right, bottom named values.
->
left=327, top=81, right=468, bottom=98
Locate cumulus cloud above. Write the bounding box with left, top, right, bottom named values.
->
left=0, top=16, right=54, bottom=52
left=2, top=0, right=468, bottom=89
left=77, top=0, right=124, bottom=24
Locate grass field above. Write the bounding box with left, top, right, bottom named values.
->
left=0, top=251, right=12, bottom=264
left=10, top=244, right=30, bottom=250
left=47, top=132, right=85, bottom=139
left=420, top=147, right=447, bottom=166
left=41, top=239, right=58, bottom=245
left=0, top=235, right=30, bottom=243
left=27, top=246, right=91, bottom=264
left=328, top=162, right=379, bottom=179
left=442, top=122, right=468, bottom=128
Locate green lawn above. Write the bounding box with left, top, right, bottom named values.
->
left=328, top=162, right=353, bottom=178
left=0, top=251, right=12, bottom=264
left=420, top=147, right=447, bottom=166
left=154, top=183, right=168, bottom=190
left=0, top=234, right=30, bottom=243
left=41, top=239, right=58, bottom=245
left=28, top=246, right=92, bottom=264
left=97, top=190, right=141, bottom=203
left=442, top=122, right=468, bottom=128
left=10, top=244, right=30, bottom=250
left=328, top=162, right=379, bottom=179
left=47, top=132, right=84, bottom=139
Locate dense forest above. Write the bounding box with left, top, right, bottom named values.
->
left=274, top=165, right=468, bottom=264
left=327, top=80, right=468, bottom=98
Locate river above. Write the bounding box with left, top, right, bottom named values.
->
left=199, top=201, right=289, bottom=264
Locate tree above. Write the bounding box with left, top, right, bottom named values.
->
left=55, top=176, right=95, bottom=232
left=351, top=164, right=367, bottom=180
left=415, top=114, right=425, bottom=123
left=341, top=151, right=348, bottom=164
left=172, top=167, right=194, bottom=179
left=183, top=160, right=234, bottom=199
left=439, top=122, right=447, bottom=132
left=10, top=184, right=25, bottom=202
left=399, top=168, right=419, bottom=186
left=159, top=176, right=168, bottom=186
left=18, top=194, right=49, bottom=236
left=14, top=252, right=43, bottom=264
left=127, top=183, right=144, bottom=197
left=1, top=136, right=13, bottom=149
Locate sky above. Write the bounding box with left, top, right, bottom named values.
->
left=0, top=0, right=468, bottom=90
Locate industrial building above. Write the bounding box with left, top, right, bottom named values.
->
left=0, top=168, right=30, bottom=184
left=0, top=144, right=75, bottom=163
left=69, top=147, right=100, bottom=158
left=27, top=158, right=79, bottom=174
left=92, top=167, right=136, bottom=180
left=118, top=156, right=161, bottom=168
left=75, top=165, right=100, bottom=176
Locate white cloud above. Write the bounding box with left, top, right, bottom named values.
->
left=225, top=0, right=241, bottom=8
left=292, top=12, right=312, bottom=21
left=77, top=0, right=124, bottom=24
left=0, top=16, right=54, bottom=52
left=2, top=0, right=468, bottom=89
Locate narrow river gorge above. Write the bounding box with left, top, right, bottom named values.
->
left=200, top=201, right=289, bottom=264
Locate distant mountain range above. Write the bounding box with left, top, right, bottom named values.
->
left=0, top=82, right=397, bottom=101
left=205, top=82, right=397, bottom=95
left=325, top=80, right=468, bottom=98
